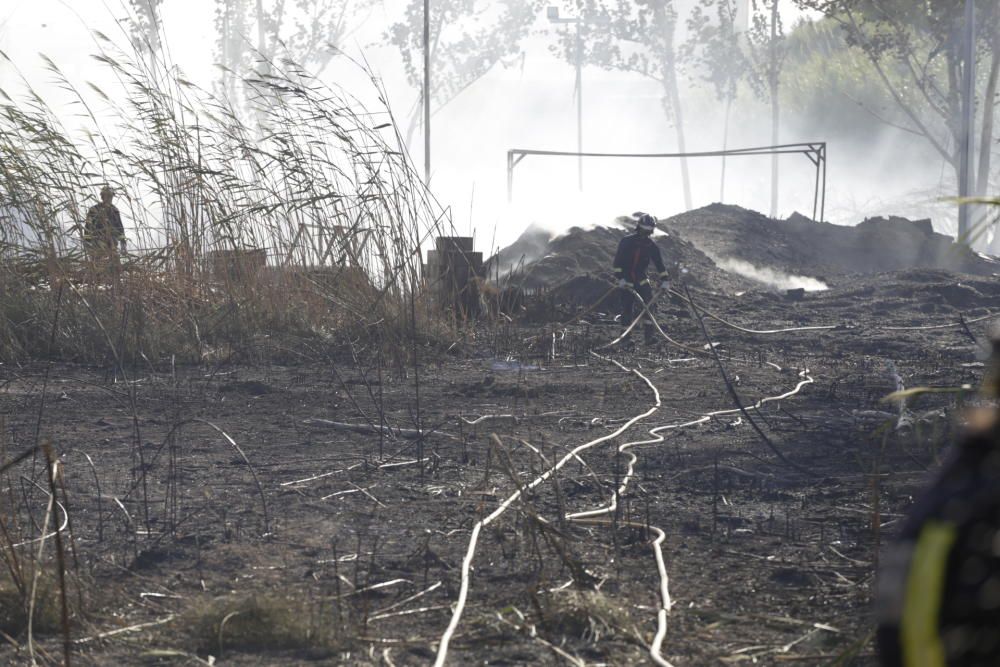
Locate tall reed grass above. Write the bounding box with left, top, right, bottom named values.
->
left=0, top=33, right=452, bottom=365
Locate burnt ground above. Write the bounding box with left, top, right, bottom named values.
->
left=1, top=267, right=996, bottom=666
left=663, top=204, right=1000, bottom=283
left=495, top=205, right=1000, bottom=307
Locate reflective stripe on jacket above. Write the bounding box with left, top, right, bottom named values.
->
left=613, top=233, right=669, bottom=284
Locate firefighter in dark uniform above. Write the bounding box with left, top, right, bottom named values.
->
left=877, top=337, right=1000, bottom=666
left=83, top=185, right=126, bottom=259
left=612, top=212, right=672, bottom=345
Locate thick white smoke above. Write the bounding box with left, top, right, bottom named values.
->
left=716, top=257, right=828, bottom=292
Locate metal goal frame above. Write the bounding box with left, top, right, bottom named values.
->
left=506, top=142, right=827, bottom=222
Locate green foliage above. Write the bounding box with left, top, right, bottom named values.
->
left=184, top=594, right=353, bottom=655
left=387, top=0, right=542, bottom=145
left=742, top=0, right=789, bottom=101
left=791, top=0, right=1000, bottom=193
left=780, top=18, right=909, bottom=139
left=128, top=0, right=165, bottom=52
left=548, top=1, right=678, bottom=84
left=534, top=589, right=640, bottom=642
left=683, top=0, right=747, bottom=103
left=390, top=0, right=540, bottom=102
left=213, top=0, right=359, bottom=108
left=0, top=573, right=65, bottom=638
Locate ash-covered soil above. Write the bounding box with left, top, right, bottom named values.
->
left=663, top=204, right=1000, bottom=285
left=498, top=204, right=1000, bottom=302
left=2, top=264, right=996, bottom=665
left=496, top=220, right=752, bottom=297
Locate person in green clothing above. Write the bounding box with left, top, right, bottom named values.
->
left=877, top=338, right=1000, bottom=666
left=83, top=185, right=126, bottom=258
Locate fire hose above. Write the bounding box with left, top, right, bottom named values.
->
left=433, top=281, right=818, bottom=665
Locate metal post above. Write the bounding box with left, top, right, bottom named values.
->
left=957, top=0, right=975, bottom=243
left=423, top=0, right=431, bottom=184
left=548, top=6, right=588, bottom=192
left=820, top=143, right=827, bottom=224
left=812, top=145, right=820, bottom=222
left=507, top=151, right=513, bottom=202
left=575, top=20, right=583, bottom=191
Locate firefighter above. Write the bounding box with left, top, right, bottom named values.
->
left=613, top=212, right=673, bottom=345
left=83, top=185, right=126, bottom=259
left=877, top=337, right=1000, bottom=666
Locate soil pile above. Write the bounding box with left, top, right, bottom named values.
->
left=728, top=268, right=1000, bottom=325
left=491, top=222, right=553, bottom=275
left=817, top=269, right=1000, bottom=323
left=497, top=222, right=750, bottom=305
left=497, top=205, right=1000, bottom=313
left=664, top=203, right=1000, bottom=283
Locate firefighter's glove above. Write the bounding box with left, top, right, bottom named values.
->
left=617, top=278, right=628, bottom=289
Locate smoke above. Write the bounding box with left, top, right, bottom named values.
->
left=1, top=2, right=983, bottom=254
left=716, top=257, right=828, bottom=292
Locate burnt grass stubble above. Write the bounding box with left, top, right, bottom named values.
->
left=0, top=278, right=987, bottom=666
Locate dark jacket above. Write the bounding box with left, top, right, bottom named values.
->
left=84, top=202, right=125, bottom=248
left=613, top=232, right=669, bottom=285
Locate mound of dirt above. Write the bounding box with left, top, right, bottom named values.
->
left=497, top=222, right=750, bottom=304
left=491, top=222, right=553, bottom=275
left=726, top=268, right=1000, bottom=331
left=664, top=204, right=1000, bottom=282
left=548, top=275, right=612, bottom=309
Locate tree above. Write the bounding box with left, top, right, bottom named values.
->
left=549, top=0, right=693, bottom=210
left=387, top=0, right=543, bottom=150
left=214, top=0, right=360, bottom=105
left=128, top=0, right=165, bottom=51
left=794, top=0, right=1000, bottom=246
left=780, top=17, right=897, bottom=140
left=743, top=0, right=788, bottom=218
left=684, top=0, right=749, bottom=202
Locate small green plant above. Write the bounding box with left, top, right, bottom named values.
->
left=184, top=594, right=353, bottom=657
left=533, top=589, right=641, bottom=644
left=0, top=575, right=63, bottom=637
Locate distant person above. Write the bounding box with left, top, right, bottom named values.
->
left=83, top=185, right=126, bottom=258
left=877, top=337, right=1000, bottom=666
left=612, top=212, right=673, bottom=345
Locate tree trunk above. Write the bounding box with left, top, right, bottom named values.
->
left=769, top=0, right=779, bottom=219
left=721, top=94, right=733, bottom=202
left=977, top=44, right=998, bottom=198
left=665, top=68, right=693, bottom=211
left=256, top=0, right=266, bottom=55
left=656, top=5, right=692, bottom=211
left=404, top=104, right=422, bottom=152
left=770, top=74, right=780, bottom=218
left=223, top=0, right=237, bottom=102
left=983, top=41, right=1000, bottom=253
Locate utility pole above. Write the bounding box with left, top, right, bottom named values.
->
left=423, top=0, right=431, bottom=184
left=575, top=19, right=583, bottom=191
left=768, top=0, right=780, bottom=219
left=957, top=0, right=976, bottom=244
left=548, top=6, right=592, bottom=192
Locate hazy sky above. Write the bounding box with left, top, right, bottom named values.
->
left=0, top=1, right=952, bottom=250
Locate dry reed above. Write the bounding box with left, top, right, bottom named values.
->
left=0, top=34, right=454, bottom=366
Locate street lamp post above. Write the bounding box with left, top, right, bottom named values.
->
left=957, top=0, right=976, bottom=244
left=548, top=6, right=584, bottom=191
left=423, top=0, right=431, bottom=184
